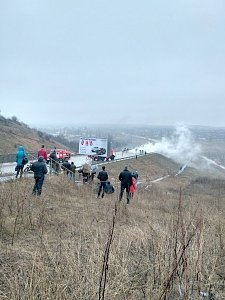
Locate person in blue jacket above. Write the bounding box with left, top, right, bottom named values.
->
left=15, top=145, right=27, bottom=178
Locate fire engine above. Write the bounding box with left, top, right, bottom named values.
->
left=48, top=149, right=72, bottom=162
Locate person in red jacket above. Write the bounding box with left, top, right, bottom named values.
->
left=130, top=175, right=137, bottom=199
left=37, top=145, right=48, bottom=161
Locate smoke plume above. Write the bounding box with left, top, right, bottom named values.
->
left=136, top=125, right=201, bottom=165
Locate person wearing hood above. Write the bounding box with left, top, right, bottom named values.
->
left=15, top=145, right=27, bottom=178
left=30, top=156, right=48, bottom=196
left=91, top=164, right=98, bottom=181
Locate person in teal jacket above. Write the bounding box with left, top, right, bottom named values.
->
left=15, top=145, right=27, bottom=178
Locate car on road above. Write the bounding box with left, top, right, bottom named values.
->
left=92, top=155, right=106, bottom=161
left=91, top=147, right=106, bottom=155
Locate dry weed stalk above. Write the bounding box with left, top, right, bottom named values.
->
left=158, top=188, right=201, bottom=300
left=99, top=200, right=118, bottom=300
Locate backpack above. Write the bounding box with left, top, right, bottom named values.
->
left=132, top=171, right=138, bottom=180
left=104, top=182, right=115, bottom=194
left=50, top=152, right=56, bottom=159
left=22, top=157, right=28, bottom=165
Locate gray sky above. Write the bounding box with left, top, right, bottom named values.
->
left=0, top=0, right=225, bottom=127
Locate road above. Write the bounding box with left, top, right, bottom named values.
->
left=0, top=149, right=137, bottom=180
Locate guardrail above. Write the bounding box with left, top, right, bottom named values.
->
left=0, top=152, right=37, bottom=163
left=0, top=152, right=145, bottom=181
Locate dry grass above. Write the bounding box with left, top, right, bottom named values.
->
left=0, top=155, right=225, bottom=299
left=0, top=119, right=63, bottom=154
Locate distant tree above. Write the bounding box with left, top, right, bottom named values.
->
left=21, top=122, right=29, bottom=128
left=11, top=116, right=19, bottom=123
left=37, top=130, right=44, bottom=138
left=45, top=134, right=51, bottom=141
left=53, top=134, right=79, bottom=152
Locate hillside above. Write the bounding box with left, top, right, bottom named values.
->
left=0, top=115, right=68, bottom=155
left=0, top=154, right=225, bottom=299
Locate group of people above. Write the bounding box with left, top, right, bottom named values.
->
left=15, top=144, right=139, bottom=201
left=119, top=166, right=138, bottom=204
left=61, top=159, right=76, bottom=180
left=78, top=163, right=98, bottom=183
left=15, top=144, right=49, bottom=195
left=96, top=165, right=138, bottom=203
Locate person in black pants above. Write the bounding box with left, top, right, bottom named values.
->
left=119, top=166, right=133, bottom=204
left=30, top=156, right=48, bottom=196
left=97, top=166, right=108, bottom=198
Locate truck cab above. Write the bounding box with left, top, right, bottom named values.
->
left=48, top=149, right=72, bottom=162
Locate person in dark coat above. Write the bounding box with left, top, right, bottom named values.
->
left=30, top=156, right=48, bottom=195
left=97, top=166, right=108, bottom=198
left=49, top=150, right=59, bottom=174
left=61, top=159, right=71, bottom=176
left=15, top=145, right=27, bottom=178
left=70, top=162, right=76, bottom=180
left=119, top=166, right=133, bottom=204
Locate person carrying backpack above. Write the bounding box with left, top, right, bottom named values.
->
left=15, top=145, right=27, bottom=178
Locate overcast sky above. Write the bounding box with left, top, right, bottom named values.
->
left=0, top=0, right=225, bottom=127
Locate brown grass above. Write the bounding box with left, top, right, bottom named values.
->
left=0, top=119, right=63, bottom=154
left=0, top=155, right=225, bottom=299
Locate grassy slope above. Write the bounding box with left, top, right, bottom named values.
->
left=0, top=118, right=65, bottom=154
left=0, top=154, right=225, bottom=299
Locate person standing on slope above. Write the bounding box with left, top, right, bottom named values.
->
left=70, top=162, right=76, bottom=181
left=49, top=149, right=59, bottom=174
left=97, top=165, right=108, bottom=198
left=130, top=173, right=137, bottom=198
left=37, top=144, right=48, bottom=161
left=119, top=166, right=133, bottom=204
left=30, top=156, right=48, bottom=196
left=91, top=164, right=98, bottom=181
left=15, top=145, right=27, bottom=178
left=61, top=159, right=71, bottom=176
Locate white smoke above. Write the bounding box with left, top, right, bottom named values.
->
left=135, top=125, right=202, bottom=165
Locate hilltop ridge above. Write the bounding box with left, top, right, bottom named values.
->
left=0, top=114, right=69, bottom=154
